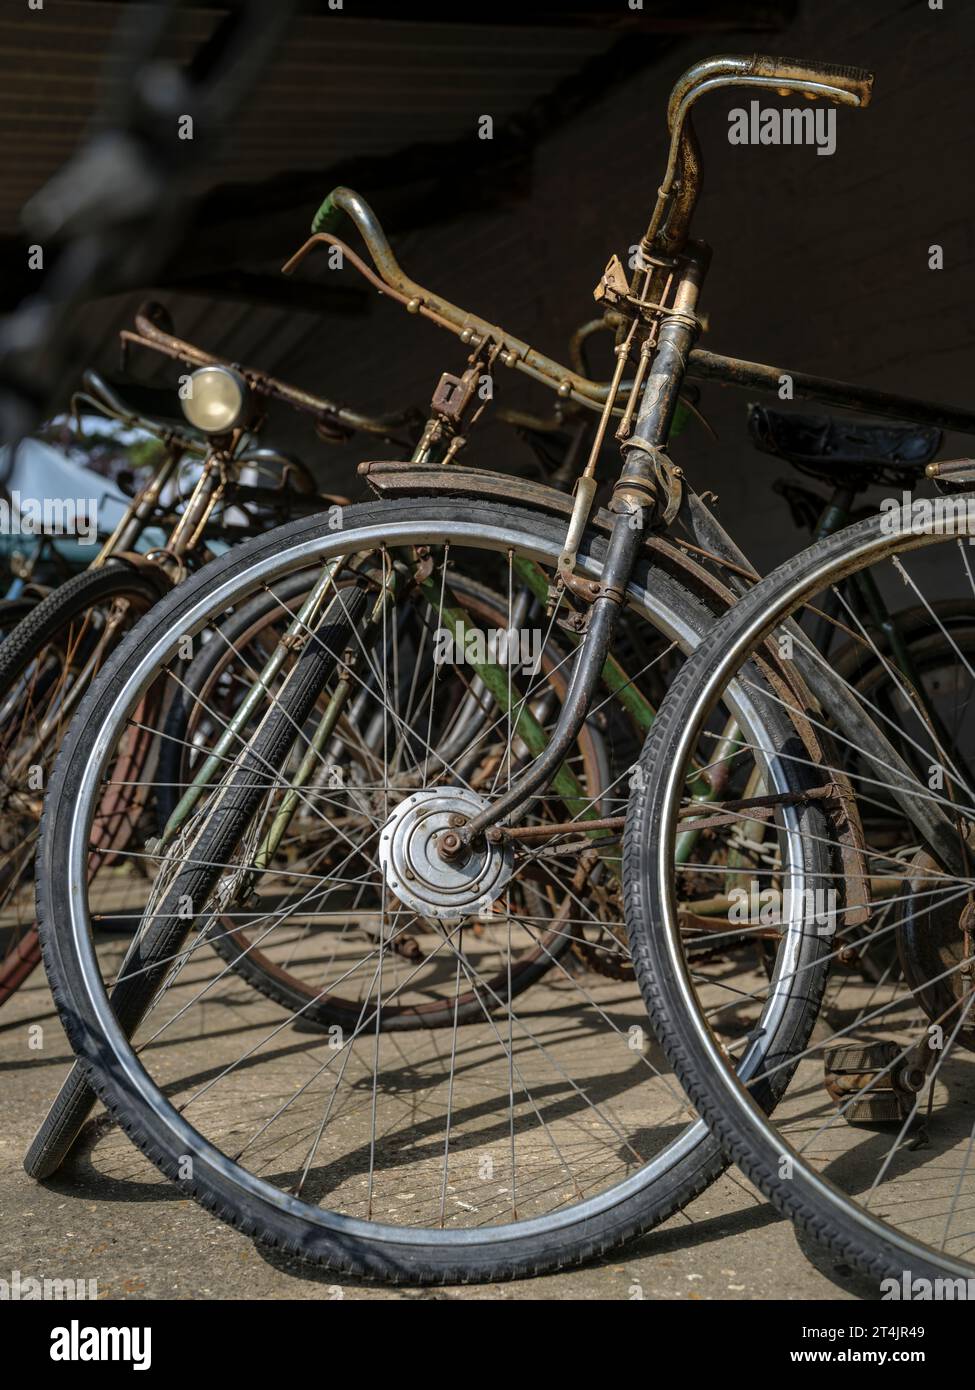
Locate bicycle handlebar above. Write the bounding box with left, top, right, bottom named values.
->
left=73, top=368, right=208, bottom=457
left=748, top=55, right=872, bottom=105
left=120, top=302, right=420, bottom=443
left=296, top=54, right=874, bottom=415
left=291, top=188, right=628, bottom=411
left=648, top=54, right=874, bottom=256
left=668, top=55, right=872, bottom=123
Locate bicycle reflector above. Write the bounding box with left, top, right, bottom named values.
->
left=181, top=365, right=248, bottom=434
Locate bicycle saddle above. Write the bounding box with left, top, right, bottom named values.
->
left=747, top=404, right=941, bottom=488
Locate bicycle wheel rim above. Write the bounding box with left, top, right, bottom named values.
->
left=646, top=503, right=975, bottom=1283
left=40, top=501, right=757, bottom=1266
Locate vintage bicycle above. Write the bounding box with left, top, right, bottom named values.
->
left=23, top=55, right=975, bottom=1286
left=0, top=318, right=388, bottom=1007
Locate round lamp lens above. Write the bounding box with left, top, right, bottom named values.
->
left=181, top=366, right=246, bottom=434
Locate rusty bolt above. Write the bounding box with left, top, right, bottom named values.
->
left=439, top=831, right=463, bottom=859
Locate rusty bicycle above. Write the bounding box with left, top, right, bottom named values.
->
left=0, top=315, right=387, bottom=1008
left=24, top=54, right=975, bottom=1285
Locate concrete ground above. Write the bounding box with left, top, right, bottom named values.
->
left=0, top=952, right=876, bottom=1302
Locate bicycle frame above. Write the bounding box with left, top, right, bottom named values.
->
left=181, top=53, right=975, bottom=885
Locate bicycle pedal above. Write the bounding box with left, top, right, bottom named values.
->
left=823, top=1042, right=910, bottom=1125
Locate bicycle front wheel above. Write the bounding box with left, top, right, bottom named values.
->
left=27, top=493, right=812, bottom=1283
left=627, top=499, right=975, bottom=1288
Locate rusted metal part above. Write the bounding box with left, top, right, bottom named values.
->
left=622, top=440, right=684, bottom=524
left=560, top=570, right=602, bottom=605
left=282, top=195, right=635, bottom=415
left=530, top=835, right=620, bottom=861
left=613, top=244, right=708, bottom=521
left=431, top=366, right=480, bottom=424
left=505, top=786, right=841, bottom=846
left=679, top=804, right=791, bottom=835
left=503, top=815, right=625, bottom=842
left=122, top=301, right=419, bottom=441
left=926, top=458, right=975, bottom=483
left=644, top=56, right=872, bottom=261
left=416, top=337, right=504, bottom=465
left=357, top=458, right=736, bottom=619
left=823, top=1042, right=921, bottom=1124
left=593, top=255, right=631, bottom=309
left=687, top=348, right=975, bottom=436
left=678, top=909, right=781, bottom=942
left=559, top=476, right=599, bottom=585
left=551, top=849, right=631, bottom=981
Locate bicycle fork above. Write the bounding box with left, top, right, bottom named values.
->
left=457, top=244, right=710, bottom=848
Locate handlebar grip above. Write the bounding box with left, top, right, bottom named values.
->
left=749, top=55, right=874, bottom=106
left=311, top=190, right=346, bottom=236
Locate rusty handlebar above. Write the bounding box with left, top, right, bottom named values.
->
left=120, top=301, right=421, bottom=443
left=646, top=54, right=874, bottom=258
left=287, top=56, right=873, bottom=417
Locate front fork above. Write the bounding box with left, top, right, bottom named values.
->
left=460, top=244, right=710, bottom=846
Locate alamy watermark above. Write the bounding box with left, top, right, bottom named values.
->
left=0, top=493, right=99, bottom=545
left=0, top=1267, right=98, bottom=1300
left=880, top=491, right=975, bottom=538
left=728, top=881, right=839, bottom=934
left=728, top=100, right=836, bottom=156
left=433, top=626, right=542, bottom=674
left=882, top=1271, right=975, bottom=1300
left=50, top=1319, right=151, bottom=1370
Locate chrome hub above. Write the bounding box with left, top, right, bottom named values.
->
left=378, top=788, right=513, bottom=925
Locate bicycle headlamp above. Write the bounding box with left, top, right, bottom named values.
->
left=181, top=365, right=248, bottom=435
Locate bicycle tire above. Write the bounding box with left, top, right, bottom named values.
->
left=625, top=508, right=975, bottom=1288
left=25, top=497, right=825, bottom=1282
left=0, top=562, right=169, bottom=1007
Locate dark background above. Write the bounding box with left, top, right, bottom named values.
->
left=2, top=0, right=972, bottom=571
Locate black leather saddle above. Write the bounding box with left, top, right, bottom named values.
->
left=747, top=404, right=941, bottom=488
